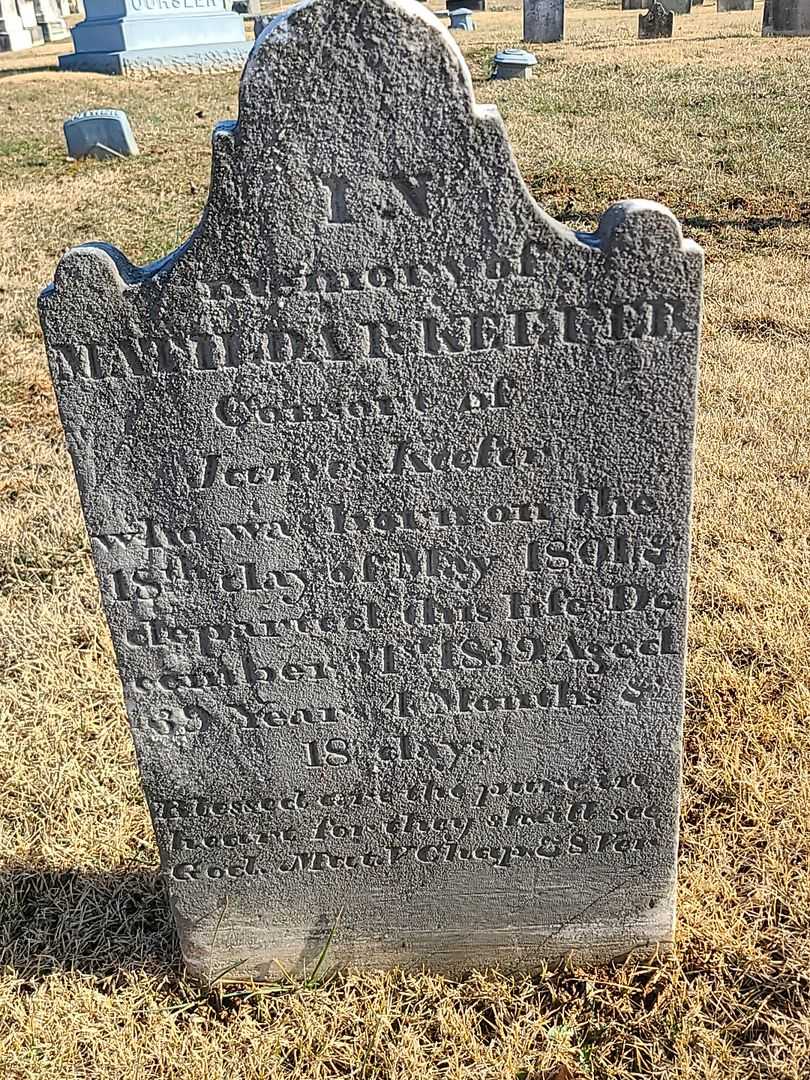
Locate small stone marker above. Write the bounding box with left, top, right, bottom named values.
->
left=40, top=0, right=702, bottom=979
left=493, top=47, right=537, bottom=79
left=64, top=109, right=139, bottom=160
left=523, top=0, right=564, bottom=43
left=661, top=0, right=690, bottom=12
left=639, top=0, right=673, bottom=36
left=622, top=0, right=645, bottom=9
left=449, top=6, right=474, bottom=28
left=716, top=0, right=753, bottom=9
left=763, top=0, right=810, bottom=33
left=59, top=0, right=250, bottom=74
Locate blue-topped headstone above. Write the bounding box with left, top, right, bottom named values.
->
left=64, top=108, right=139, bottom=159
left=449, top=6, right=474, bottom=28
left=493, top=47, right=537, bottom=79
left=58, top=0, right=251, bottom=74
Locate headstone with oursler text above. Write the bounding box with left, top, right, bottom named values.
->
left=40, top=0, right=702, bottom=979
left=59, top=0, right=250, bottom=74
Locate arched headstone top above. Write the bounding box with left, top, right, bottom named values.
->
left=40, top=0, right=702, bottom=979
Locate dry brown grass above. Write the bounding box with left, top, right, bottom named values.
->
left=1, top=2, right=809, bottom=1077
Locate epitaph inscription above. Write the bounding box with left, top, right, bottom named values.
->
left=40, top=0, right=702, bottom=978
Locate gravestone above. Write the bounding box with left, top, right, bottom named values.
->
left=0, top=0, right=33, bottom=49
left=492, top=47, right=537, bottom=79
left=40, top=0, right=701, bottom=979
left=622, top=0, right=645, bottom=9
left=716, top=0, right=752, bottom=10
left=763, top=0, right=809, bottom=30
left=449, top=6, right=474, bottom=27
left=58, top=0, right=250, bottom=74
left=64, top=109, right=139, bottom=159
left=523, top=0, right=564, bottom=42
left=34, top=0, right=70, bottom=40
left=661, top=0, right=690, bottom=12
left=17, top=0, right=44, bottom=42
left=447, top=0, right=484, bottom=9
left=639, top=0, right=673, bottom=35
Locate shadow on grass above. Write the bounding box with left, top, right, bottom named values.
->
left=0, top=866, right=178, bottom=981
left=0, top=65, right=60, bottom=80
left=546, top=206, right=810, bottom=235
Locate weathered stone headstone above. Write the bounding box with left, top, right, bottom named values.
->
left=0, top=0, right=33, bottom=49
left=762, top=0, right=809, bottom=30
left=64, top=109, right=139, bottom=160
left=492, top=47, right=537, bottom=79
left=523, top=0, right=564, bottom=42
left=639, top=0, right=673, bottom=35
left=40, top=0, right=701, bottom=979
left=622, top=0, right=645, bottom=10
left=716, top=0, right=752, bottom=10
left=59, top=0, right=250, bottom=74
left=661, top=0, right=690, bottom=13
left=449, top=6, right=474, bottom=28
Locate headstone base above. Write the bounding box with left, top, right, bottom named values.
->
left=58, top=40, right=251, bottom=73
left=180, top=906, right=676, bottom=981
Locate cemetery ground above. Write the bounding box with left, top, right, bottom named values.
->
left=1, top=0, right=809, bottom=1076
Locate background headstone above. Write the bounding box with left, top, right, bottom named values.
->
left=40, top=0, right=701, bottom=980
left=639, top=0, right=673, bottom=34
left=622, top=0, right=646, bottom=9
left=523, top=0, right=564, bottom=42
left=59, top=0, right=251, bottom=74
left=661, top=0, right=690, bottom=12
left=762, top=0, right=810, bottom=31
left=0, top=0, right=33, bottom=49
left=16, top=0, right=44, bottom=41
left=64, top=108, right=139, bottom=159
left=447, top=0, right=485, bottom=9
left=716, top=0, right=753, bottom=10
left=33, top=0, right=70, bottom=41
left=449, top=6, right=474, bottom=27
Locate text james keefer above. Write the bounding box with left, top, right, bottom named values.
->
left=39, top=0, right=701, bottom=973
